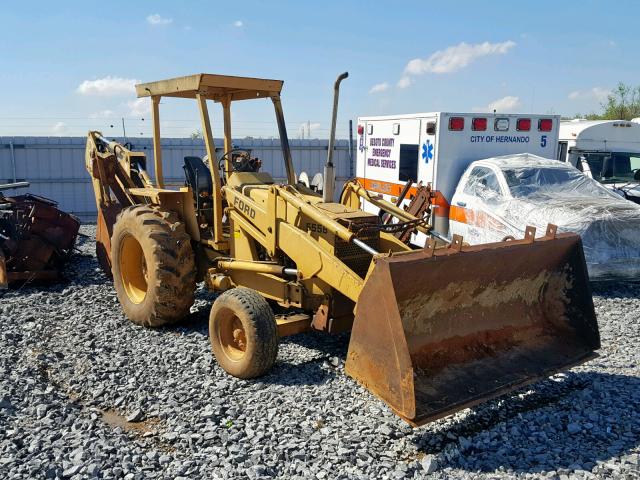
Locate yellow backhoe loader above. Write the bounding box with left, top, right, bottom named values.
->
left=85, top=72, right=600, bottom=425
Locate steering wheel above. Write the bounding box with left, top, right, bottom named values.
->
left=219, top=148, right=253, bottom=173
left=632, top=168, right=640, bottom=181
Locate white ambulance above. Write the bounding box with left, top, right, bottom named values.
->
left=356, top=112, right=560, bottom=241
left=558, top=119, right=640, bottom=203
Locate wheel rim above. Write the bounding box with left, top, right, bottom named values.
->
left=218, top=311, right=247, bottom=361
left=119, top=234, right=148, bottom=304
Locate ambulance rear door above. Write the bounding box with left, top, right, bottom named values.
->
left=362, top=118, right=421, bottom=205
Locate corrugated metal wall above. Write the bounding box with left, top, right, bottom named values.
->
left=0, top=137, right=353, bottom=221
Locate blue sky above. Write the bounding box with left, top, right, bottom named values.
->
left=0, top=0, right=637, bottom=138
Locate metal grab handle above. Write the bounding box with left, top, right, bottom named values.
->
left=456, top=201, right=467, bottom=207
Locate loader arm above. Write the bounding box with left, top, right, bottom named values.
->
left=221, top=183, right=403, bottom=303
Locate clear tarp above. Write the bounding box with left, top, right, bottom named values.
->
left=451, top=153, right=640, bottom=280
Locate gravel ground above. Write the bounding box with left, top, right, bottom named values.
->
left=1, top=225, right=639, bottom=479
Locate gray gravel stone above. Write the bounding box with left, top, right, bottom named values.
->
left=62, top=464, right=82, bottom=477
left=126, top=408, right=145, bottom=423
left=421, top=454, right=438, bottom=473
left=86, top=463, right=100, bottom=477
left=567, top=423, right=582, bottom=434
left=35, top=404, right=48, bottom=419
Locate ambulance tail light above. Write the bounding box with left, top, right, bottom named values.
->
left=357, top=124, right=364, bottom=135
left=449, top=117, right=465, bottom=131
left=517, top=118, right=531, bottom=131
left=472, top=117, right=487, bottom=131
left=538, top=118, right=553, bottom=132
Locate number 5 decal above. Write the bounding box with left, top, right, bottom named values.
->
left=540, top=135, right=547, bottom=147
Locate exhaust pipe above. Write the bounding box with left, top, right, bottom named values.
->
left=323, top=72, right=349, bottom=203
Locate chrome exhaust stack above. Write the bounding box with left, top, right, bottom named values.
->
left=323, top=72, right=348, bottom=203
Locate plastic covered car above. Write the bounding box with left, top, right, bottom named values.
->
left=449, top=153, right=640, bottom=279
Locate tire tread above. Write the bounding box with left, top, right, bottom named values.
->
left=111, top=205, right=196, bottom=327
left=209, top=287, right=278, bottom=378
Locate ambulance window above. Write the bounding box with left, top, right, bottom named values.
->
left=557, top=141, right=568, bottom=161
left=399, top=144, right=419, bottom=182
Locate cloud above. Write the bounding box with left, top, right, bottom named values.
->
left=127, top=98, right=151, bottom=117
left=474, top=96, right=521, bottom=113
left=397, top=76, right=412, bottom=89
left=52, top=122, right=67, bottom=134
left=369, top=82, right=389, bottom=94
left=89, top=110, right=116, bottom=119
left=488, top=96, right=520, bottom=112
left=233, top=20, right=243, bottom=27
left=147, top=14, right=172, bottom=26
left=77, top=76, right=138, bottom=96
left=401, top=41, right=516, bottom=84
left=568, top=87, right=610, bottom=102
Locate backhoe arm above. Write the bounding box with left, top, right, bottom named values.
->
left=85, top=131, right=153, bottom=274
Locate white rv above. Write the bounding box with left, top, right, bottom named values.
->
left=355, top=112, right=560, bottom=238
left=558, top=119, right=640, bottom=203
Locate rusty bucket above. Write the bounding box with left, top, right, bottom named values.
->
left=345, top=226, right=600, bottom=425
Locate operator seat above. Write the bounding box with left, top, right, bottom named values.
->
left=183, top=156, right=213, bottom=208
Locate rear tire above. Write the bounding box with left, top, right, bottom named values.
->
left=111, top=205, right=196, bottom=327
left=209, top=287, right=278, bottom=378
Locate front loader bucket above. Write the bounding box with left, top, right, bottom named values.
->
left=346, top=227, right=600, bottom=426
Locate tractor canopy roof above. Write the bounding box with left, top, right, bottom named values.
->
left=135, top=73, right=284, bottom=102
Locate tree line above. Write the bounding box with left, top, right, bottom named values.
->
left=576, top=83, right=640, bottom=120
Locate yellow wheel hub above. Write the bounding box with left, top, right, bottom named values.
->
left=219, top=314, right=247, bottom=361
left=119, top=235, right=148, bottom=304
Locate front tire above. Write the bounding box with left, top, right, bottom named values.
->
left=111, top=205, right=196, bottom=327
left=209, top=287, right=278, bottom=378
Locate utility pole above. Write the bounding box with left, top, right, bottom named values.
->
left=348, top=119, right=354, bottom=178
left=121, top=118, right=128, bottom=143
